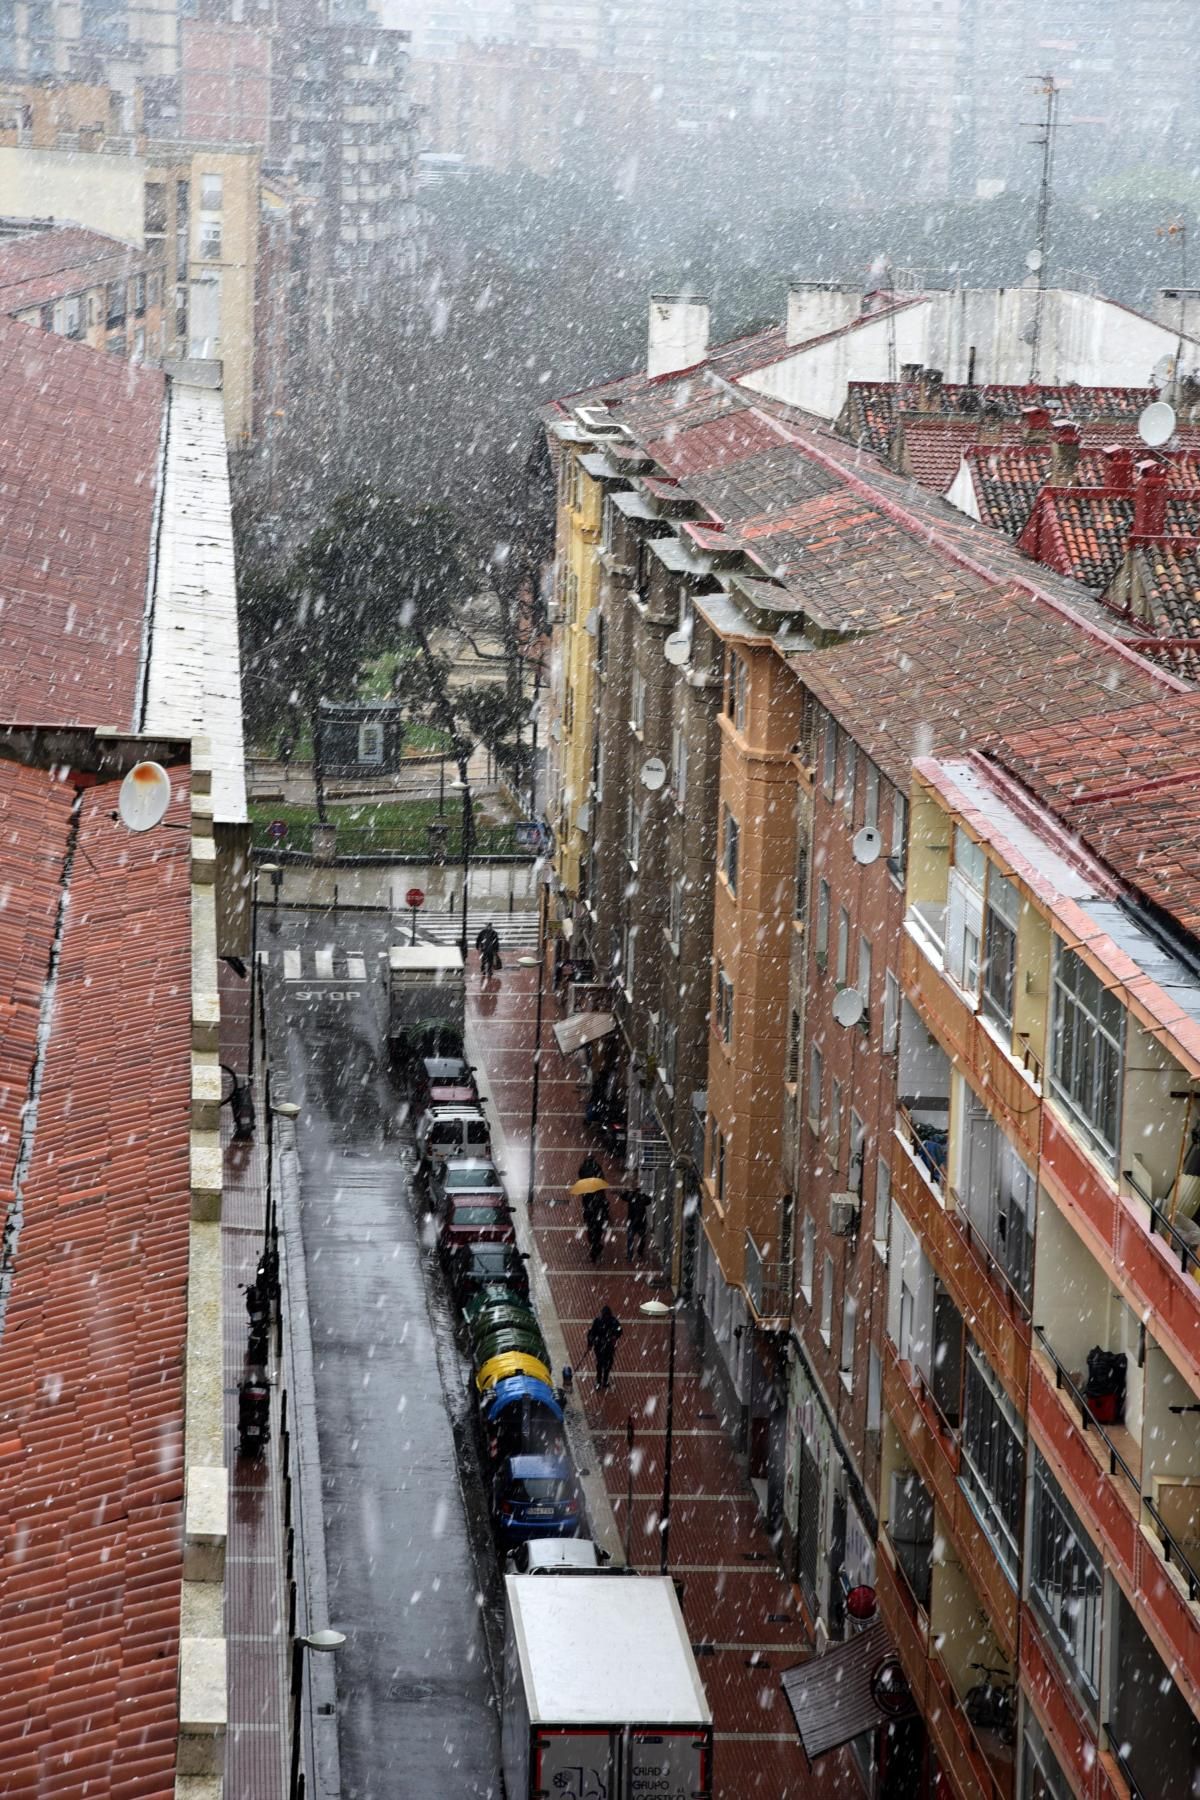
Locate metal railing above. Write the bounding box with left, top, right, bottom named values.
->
left=1143, top=1192, right=1200, bottom=1282
left=1102, top=1723, right=1151, bottom=1800
left=1015, top=1032, right=1043, bottom=1085
left=897, top=1103, right=949, bottom=1195
left=1032, top=1325, right=1141, bottom=1497
left=744, top=1232, right=793, bottom=1324
left=1142, top=1493, right=1200, bottom=1605
left=946, top=1184, right=1032, bottom=1323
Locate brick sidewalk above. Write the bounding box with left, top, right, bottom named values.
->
left=220, top=966, right=290, bottom=1800
left=467, top=961, right=843, bottom=1800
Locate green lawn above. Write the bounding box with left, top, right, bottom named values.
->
left=249, top=797, right=518, bottom=856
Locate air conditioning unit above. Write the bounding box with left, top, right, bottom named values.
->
left=830, top=1192, right=861, bottom=1238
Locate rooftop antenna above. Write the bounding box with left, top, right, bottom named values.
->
left=1025, top=73, right=1060, bottom=385
left=1157, top=219, right=1189, bottom=397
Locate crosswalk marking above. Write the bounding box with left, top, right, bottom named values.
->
left=315, top=946, right=334, bottom=980
left=262, top=947, right=371, bottom=984
left=347, top=953, right=366, bottom=981
left=283, top=947, right=301, bottom=980
left=420, top=909, right=542, bottom=950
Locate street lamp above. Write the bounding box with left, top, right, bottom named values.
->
left=517, top=869, right=550, bottom=1212
left=449, top=762, right=472, bottom=962
left=249, top=862, right=282, bottom=1080
left=264, top=1083, right=301, bottom=1318
left=639, top=1296, right=679, bottom=1576
left=289, top=1628, right=346, bottom=1799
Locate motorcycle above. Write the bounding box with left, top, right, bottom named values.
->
left=237, top=1374, right=271, bottom=1457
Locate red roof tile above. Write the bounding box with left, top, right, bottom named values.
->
left=0, top=225, right=143, bottom=315
left=0, top=760, right=192, bottom=1800
left=0, top=314, right=165, bottom=728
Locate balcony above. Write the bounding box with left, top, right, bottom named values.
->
left=885, top=1343, right=1019, bottom=1658
left=876, top=1534, right=1015, bottom=1800
left=744, top=1231, right=791, bottom=1328
left=892, top=1140, right=1030, bottom=1405
left=902, top=933, right=1040, bottom=1167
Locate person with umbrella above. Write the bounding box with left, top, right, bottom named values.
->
left=570, top=1173, right=610, bottom=1265
left=587, top=1305, right=623, bottom=1392
left=577, top=1151, right=604, bottom=1182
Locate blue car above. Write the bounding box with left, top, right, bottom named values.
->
left=493, top=1454, right=580, bottom=1545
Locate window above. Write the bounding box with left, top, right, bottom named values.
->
left=659, top=1021, right=677, bottom=1092
left=732, top=653, right=749, bottom=731
left=668, top=876, right=684, bottom=952
left=828, top=1079, right=842, bottom=1162
left=786, top=1009, right=801, bottom=1084
left=888, top=788, right=908, bottom=881
left=808, top=1043, right=823, bottom=1133
left=630, top=666, right=645, bottom=733
left=867, top=1346, right=882, bottom=1431
left=1030, top=1448, right=1103, bottom=1703
left=815, top=880, right=830, bottom=964
left=133, top=273, right=146, bottom=317
left=106, top=334, right=126, bottom=357
left=1050, top=946, right=1124, bottom=1164
left=849, top=1113, right=866, bottom=1198
left=198, top=220, right=222, bottom=261
left=882, top=970, right=900, bottom=1053
left=981, top=870, right=1018, bottom=1031
left=946, top=827, right=985, bottom=995
left=960, top=1342, right=1024, bottom=1580
left=836, top=907, right=850, bottom=985
left=200, top=171, right=224, bottom=210
left=716, top=967, right=734, bottom=1045
left=61, top=294, right=82, bottom=339
left=174, top=282, right=188, bottom=342
left=145, top=181, right=167, bottom=236
left=822, top=716, right=838, bottom=798
left=722, top=807, right=739, bottom=895
left=874, top=1156, right=891, bottom=1248
left=626, top=795, right=641, bottom=867
left=864, top=762, right=880, bottom=832
left=357, top=720, right=384, bottom=764
left=842, top=738, right=857, bottom=823
left=717, top=1129, right=727, bottom=1203
left=800, top=1214, right=815, bottom=1301
left=820, top=1254, right=834, bottom=1343
left=839, top=1293, right=857, bottom=1387
left=105, top=280, right=126, bottom=326
left=794, top=823, right=809, bottom=920
left=621, top=925, right=637, bottom=995
left=670, top=726, right=688, bottom=809
left=857, top=935, right=872, bottom=1016
left=596, top=613, right=607, bottom=673
left=1021, top=1712, right=1074, bottom=1800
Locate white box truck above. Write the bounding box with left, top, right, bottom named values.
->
left=501, top=1574, right=713, bottom=1800
left=387, top=944, right=465, bottom=1067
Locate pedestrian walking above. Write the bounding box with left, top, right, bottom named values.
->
left=624, top=1186, right=651, bottom=1262
left=587, top=1305, right=623, bottom=1392
left=583, top=1187, right=610, bottom=1265
left=578, top=1152, right=604, bottom=1182
left=475, top=921, right=501, bottom=982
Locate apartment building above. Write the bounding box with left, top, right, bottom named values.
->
left=543, top=285, right=1200, bottom=1795
left=0, top=218, right=163, bottom=358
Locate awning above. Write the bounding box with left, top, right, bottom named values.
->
left=553, top=1011, right=616, bottom=1056
left=781, top=1621, right=908, bottom=1764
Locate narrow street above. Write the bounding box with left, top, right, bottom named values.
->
left=261, top=906, right=501, bottom=1800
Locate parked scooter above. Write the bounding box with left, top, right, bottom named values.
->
left=237, top=1373, right=271, bottom=1456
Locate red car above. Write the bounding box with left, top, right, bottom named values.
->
left=413, top=1056, right=480, bottom=1110
left=439, top=1196, right=515, bottom=1253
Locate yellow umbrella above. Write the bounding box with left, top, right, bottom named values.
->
left=569, top=1176, right=610, bottom=1196
left=476, top=1351, right=553, bottom=1393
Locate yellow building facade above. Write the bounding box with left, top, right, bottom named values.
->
left=549, top=445, right=603, bottom=898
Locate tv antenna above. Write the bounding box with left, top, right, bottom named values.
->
left=1024, top=73, right=1060, bottom=385
left=1158, top=220, right=1189, bottom=393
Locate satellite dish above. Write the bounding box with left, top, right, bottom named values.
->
left=1025, top=248, right=1043, bottom=273
left=833, top=987, right=865, bottom=1030
left=117, top=760, right=172, bottom=833
left=664, top=631, right=692, bottom=666
left=1152, top=353, right=1176, bottom=391
left=1139, top=399, right=1177, bottom=448
left=639, top=756, right=667, bottom=792
left=852, top=826, right=882, bottom=865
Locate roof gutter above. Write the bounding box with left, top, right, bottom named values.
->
left=134, top=377, right=172, bottom=732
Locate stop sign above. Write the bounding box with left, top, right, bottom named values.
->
left=405, top=887, right=425, bottom=909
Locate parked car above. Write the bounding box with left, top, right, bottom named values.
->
left=440, top=1198, right=515, bottom=1254
left=416, top=1106, right=491, bottom=1178
left=411, top=1056, right=479, bottom=1110
left=430, top=1154, right=505, bottom=1215
left=505, top=1538, right=614, bottom=1575
left=449, top=1241, right=530, bottom=1309
left=493, top=1454, right=580, bottom=1545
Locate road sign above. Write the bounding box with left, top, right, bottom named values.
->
left=405, top=887, right=426, bottom=909
left=268, top=819, right=289, bottom=841
left=515, top=821, right=548, bottom=853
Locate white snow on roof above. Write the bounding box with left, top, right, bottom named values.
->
left=142, top=379, right=248, bottom=824
left=506, top=1574, right=711, bottom=1726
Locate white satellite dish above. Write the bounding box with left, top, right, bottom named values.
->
left=1025, top=248, right=1043, bottom=273
left=833, top=987, right=865, bottom=1030
left=117, top=760, right=172, bottom=833
left=852, top=826, right=882, bottom=866
left=664, top=631, right=692, bottom=666
left=1139, top=399, right=1177, bottom=449
left=639, top=756, right=667, bottom=792
left=1152, top=353, right=1177, bottom=391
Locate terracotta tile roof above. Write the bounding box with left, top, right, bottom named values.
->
left=0, top=759, right=192, bottom=1800
left=1123, top=543, right=1200, bottom=682
left=987, top=697, right=1200, bottom=933
left=843, top=380, right=1159, bottom=457
left=0, top=314, right=165, bottom=726
left=1019, top=487, right=1200, bottom=593
left=0, top=224, right=142, bottom=314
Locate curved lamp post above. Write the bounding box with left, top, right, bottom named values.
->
left=639, top=1296, right=678, bottom=1575
left=289, top=1628, right=346, bottom=1799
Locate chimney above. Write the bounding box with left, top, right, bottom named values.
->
left=1021, top=403, right=1052, bottom=442
left=900, top=362, right=922, bottom=381
left=1102, top=444, right=1135, bottom=489
left=978, top=397, right=1005, bottom=444
left=917, top=367, right=944, bottom=412
left=1050, top=419, right=1081, bottom=485
left=785, top=280, right=863, bottom=347
left=647, top=294, right=710, bottom=378
left=1133, top=458, right=1169, bottom=539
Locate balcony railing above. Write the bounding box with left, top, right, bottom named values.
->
left=745, top=1232, right=792, bottom=1325
left=1014, top=1032, right=1044, bottom=1087
left=1031, top=1325, right=1141, bottom=1497
left=1143, top=1493, right=1200, bottom=1605
left=947, top=1185, right=1032, bottom=1324
left=897, top=1102, right=949, bottom=1196
left=1102, top=1723, right=1151, bottom=1800
left=1143, top=1191, right=1200, bottom=1282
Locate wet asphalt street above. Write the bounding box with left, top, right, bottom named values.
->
left=262, top=905, right=501, bottom=1800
